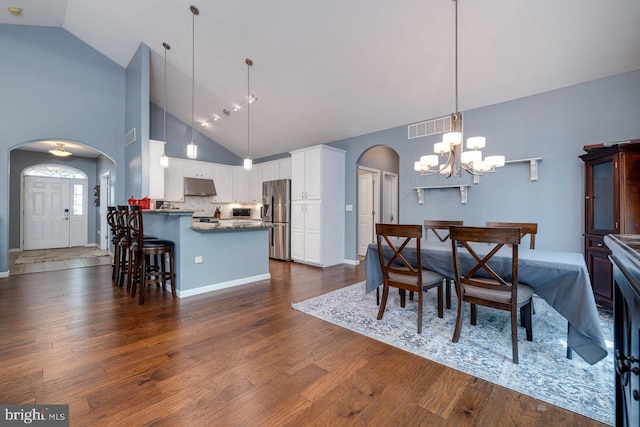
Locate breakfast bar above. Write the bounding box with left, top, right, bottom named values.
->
left=142, top=210, right=272, bottom=297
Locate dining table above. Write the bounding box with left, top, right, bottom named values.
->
left=364, top=240, right=608, bottom=365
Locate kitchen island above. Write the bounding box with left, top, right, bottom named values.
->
left=143, top=210, right=272, bottom=297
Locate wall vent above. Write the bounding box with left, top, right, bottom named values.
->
left=408, top=116, right=451, bottom=139
left=124, top=128, right=136, bottom=147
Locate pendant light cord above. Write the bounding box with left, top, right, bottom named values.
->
left=191, top=7, right=196, bottom=143
left=162, top=42, right=170, bottom=143
left=247, top=60, right=251, bottom=158
left=454, top=0, right=459, bottom=115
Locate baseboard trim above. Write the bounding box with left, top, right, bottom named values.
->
left=0, top=270, right=8, bottom=278
left=177, top=273, right=271, bottom=298
left=342, top=258, right=360, bottom=265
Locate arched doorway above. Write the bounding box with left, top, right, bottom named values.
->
left=356, top=146, right=400, bottom=257
left=22, top=164, right=88, bottom=250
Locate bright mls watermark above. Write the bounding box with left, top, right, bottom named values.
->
left=0, top=405, right=68, bottom=426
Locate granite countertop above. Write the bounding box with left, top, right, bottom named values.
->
left=143, top=209, right=198, bottom=215
left=190, top=220, right=273, bottom=232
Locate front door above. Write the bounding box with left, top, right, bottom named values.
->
left=24, top=176, right=71, bottom=250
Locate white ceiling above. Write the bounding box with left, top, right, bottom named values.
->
left=3, top=0, right=640, bottom=160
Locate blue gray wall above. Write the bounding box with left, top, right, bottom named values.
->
left=0, top=24, right=126, bottom=273
left=125, top=43, right=150, bottom=199
left=331, top=70, right=640, bottom=259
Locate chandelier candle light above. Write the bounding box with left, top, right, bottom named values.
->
left=415, top=0, right=504, bottom=178
left=186, top=5, right=199, bottom=159
left=160, top=42, right=170, bottom=168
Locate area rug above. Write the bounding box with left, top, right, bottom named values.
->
left=15, top=247, right=109, bottom=264
left=292, top=282, right=614, bottom=425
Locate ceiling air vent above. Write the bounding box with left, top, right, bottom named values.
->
left=408, top=116, right=451, bottom=139
left=124, top=128, right=136, bottom=147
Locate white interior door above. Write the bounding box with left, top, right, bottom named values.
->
left=24, top=176, right=70, bottom=250
left=358, top=171, right=375, bottom=256
left=382, top=172, right=398, bottom=224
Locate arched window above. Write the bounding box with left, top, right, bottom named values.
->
left=23, top=164, right=87, bottom=179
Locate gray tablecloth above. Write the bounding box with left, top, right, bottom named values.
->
left=364, top=240, right=607, bottom=365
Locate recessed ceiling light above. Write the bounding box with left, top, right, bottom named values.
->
left=8, top=7, right=22, bottom=15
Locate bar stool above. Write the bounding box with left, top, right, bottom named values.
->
left=127, top=205, right=176, bottom=304
left=115, top=205, right=132, bottom=287
left=106, top=206, right=119, bottom=284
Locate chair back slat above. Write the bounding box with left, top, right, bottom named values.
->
left=424, top=220, right=463, bottom=242
left=485, top=221, right=537, bottom=249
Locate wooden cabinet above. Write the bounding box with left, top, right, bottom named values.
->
left=580, top=140, right=640, bottom=308
left=289, top=145, right=345, bottom=267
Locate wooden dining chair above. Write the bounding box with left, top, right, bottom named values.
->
left=485, top=221, right=538, bottom=249
left=376, top=224, right=445, bottom=334
left=423, top=220, right=463, bottom=309
left=449, top=226, right=534, bottom=364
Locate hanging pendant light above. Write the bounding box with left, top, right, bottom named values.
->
left=244, top=58, right=254, bottom=171
left=414, top=0, right=504, bottom=179
left=160, top=42, right=171, bottom=168
left=49, top=142, right=72, bottom=157
left=186, top=5, right=199, bottom=159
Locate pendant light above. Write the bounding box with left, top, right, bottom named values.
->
left=159, top=42, right=170, bottom=168
left=243, top=58, right=254, bottom=171
left=186, top=5, right=199, bottom=159
left=49, top=142, right=72, bottom=157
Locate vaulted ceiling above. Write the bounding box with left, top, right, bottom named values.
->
left=2, top=0, right=640, bottom=159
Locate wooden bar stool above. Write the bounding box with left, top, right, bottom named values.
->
left=127, top=205, right=176, bottom=304
left=106, top=206, right=119, bottom=285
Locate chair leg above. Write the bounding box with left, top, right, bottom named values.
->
left=417, top=286, right=423, bottom=334
left=446, top=279, right=452, bottom=309
left=452, top=298, right=464, bottom=343
left=566, top=322, right=572, bottom=359
left=436, top=285, right=443, bottom=319
left=470, top=304, right=477, bottom=325
left=400, top=289, right=406, bottom=308
left=169, top=248, right=176, bottom=298
left=511, top=308, right=519, bottom=364
left=376, top=286, right=380, bottom=306
left=377, top=285, right=390, bottom=321
left=523, top=302, right=533, bottom=342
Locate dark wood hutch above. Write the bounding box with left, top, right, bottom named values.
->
left=580, top=140, right=640, bottom=309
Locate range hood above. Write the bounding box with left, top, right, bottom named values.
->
left=183, top=177, right=217, bottom=196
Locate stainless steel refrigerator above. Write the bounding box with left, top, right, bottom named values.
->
left=262, top=179, right=292, bottom=261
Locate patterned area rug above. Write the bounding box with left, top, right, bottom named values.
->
left=15, top=247, right=109, bottom=264
left=292, top=282, right=614, bottom=425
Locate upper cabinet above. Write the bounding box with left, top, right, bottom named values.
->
left=212, top=164, right=233, bottom=202
left=247, top=163, right=263, bottom=203
left=183, top=160, right=213, bottom=179
left=164, top=158, right=185, bottom=202
left=291, top=147, right=322, bottom=200
left=232, top=167, right=248, bottom=202
left=148, top=139, right=165, bottom=199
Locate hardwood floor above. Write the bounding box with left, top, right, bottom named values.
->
left=0, top=261, right=605, bottom=426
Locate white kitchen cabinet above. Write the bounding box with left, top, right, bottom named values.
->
left=232, top=166, right=248, bottom=202
left=289, top=145, right=345, bottom=266
left=183, top=160, right=213, bottom=179
left=279, top=157, right=292, bottom=179
left=247, top=162, right=263, bottom=203
left=291, top=147, right=322, bottom=200
left=212, top=164, right=233, bottom=202
left=261, top=160, right=280, bottom=182
left=148, top=139, right=165, bottom=199
left=163, top=157, right=185, bottom=201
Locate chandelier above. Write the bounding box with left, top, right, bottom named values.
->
left=49, top=143, right=72, bottom=157
left=415, top=0, right=504, bottom=178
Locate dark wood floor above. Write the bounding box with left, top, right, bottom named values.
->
left=0, top=261, right=605, bottom=426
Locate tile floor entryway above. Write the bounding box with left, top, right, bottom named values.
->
left=9, top=249, right=112, bottom=275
